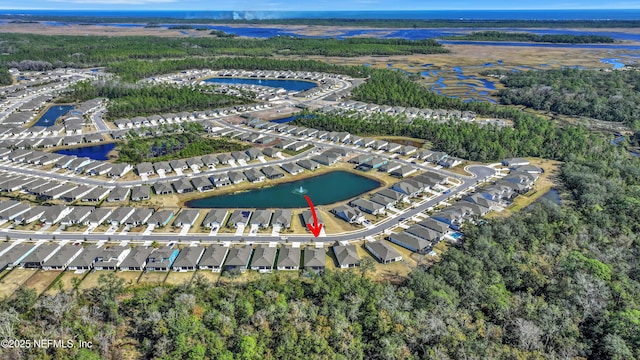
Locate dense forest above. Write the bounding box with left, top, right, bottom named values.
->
left=4, top=15, right=640, bottom=27
left=295, top=110, right=593, bottom=162
left=0, top=68, right=12, bottom=85
left=2, top=143, right=638, bottom=359
left=444, top=31, right=615, bottom=43
left=117, top=123, right=249, bottom=163
left=108, top=57, right=371, bottom=82
left=0, top=33, right=445, bottom=72
left=492, top=68, right=640, bottom=128
left=60, top=80, right=249, bottom=120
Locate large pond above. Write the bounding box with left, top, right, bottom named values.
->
left=203, top=77, right=317, bottom=92
left=55, top=143, right=116, bottom=161
left=32, top=105, right=73, bottom=127
left=186, top=170, right=381, bottom=208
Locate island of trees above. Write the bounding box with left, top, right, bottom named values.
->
left=443, top=31, right=615, bottom=43
left=117, top=123, right=250, bottom=163
left=60, top=81, right=250, bottom=120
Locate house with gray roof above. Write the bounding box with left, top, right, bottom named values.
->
left=418, top=218, right=451, bottom=235
left=119, top=246, right=154, bottom=271
left=173, top=209, right=200, bottom=228
left=107, top=163, right=132, bottom=178
left=250, top=245, right=277, bottom=272
left=191, top=176, right=214, bottom=192
left=391, top=165, right=418, bottom=178
left=272, top=209, right=292, bottom=228
left=349, top=198, right=385, bottom=215
left=370, top=194, right=397, bottom=208
left=145, top=247, right=179, bottom=272
left=153, top=182, right=174, bottom=195
left=244, top=168, right=265, bottom=183
left=107, top=207, right=135, bottom=226
left=83, top=208, right=113, bottom=226
left=93, top=246, right=131, bottom=271
left=125, top=208, right=154, bottom=226
left=406, top=225, right=442, bottom=242
left=21, top=243, right=60, bottom=268
left=80, top=186, right=110, bottom=202
left=67, top=244, right=101, bottom=271
left=40, top=205, right=70, bottom=225
left=262, top=166, right=284, bottom=179
left=201, top=154, right=218, bottom=168
left=365, top=241, right=403, bottom=264
left=198, top=245, right=229, bottom=272
left=224, top=246, right=252, bottom=272
left=147, top=209, right=174, bottom=227
left=280, top=162, right=304, bottom=175
left=333, top=244, right=360, bottom=268
left=262, top=148, right=281, bottom=158
left=59, top=206, right=94, bottom=226
left=231, top=151, right=250, bottom=162
left=216, top=153, right=232, bottom=164
left=172, top=247, right=205, bottom=271
left=0, top=202, right=31, bottom=221
left=378, top=161, right=402, bottom=173
left=250, top=209, right=273, bottom=228
left=277, top=247, right=301, bottom=270
left=389, top=232, right=433, bottom=253
left=0, top=244, right=36, bottom=270
left=131, top=160, right=156, bottom=177
left=297, top=159, right=320, bottom=170
left=227, top=210, right=252, bottom=228
left=245, top=148, right=264, bottom=160
left=228, top=171, right=247, bottom=184
left=301, top=209, right=324, bottom=229
left=202, top=209, right=228, bottom=229
left=153, top=161, right=172, bottom=174
left=210, top=173, right=231, bottom=187
left=172, top=178, right=194, bottom=194
left=129, top=185, right=150, bottom=201
left=391, top=181, right=421, bottom=197
left=331, top=205, right=365, bottom=224
left=42, top=244, right=83, bottom=270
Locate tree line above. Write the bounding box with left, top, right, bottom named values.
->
left=60, top=80, right=249, bottom=120
left=444, top=30, right=615, bottom=43
left=0, top=33, right=446, bottom=73
left=490, top=68, right=640, bottom=128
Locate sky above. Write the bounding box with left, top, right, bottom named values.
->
left=1, top=0, right=639, bottom=11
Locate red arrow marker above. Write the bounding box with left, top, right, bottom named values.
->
left=304, top=194, right=323, bottom=237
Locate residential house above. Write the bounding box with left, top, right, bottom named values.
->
left=107, top=187, right=130, bottom=202
left=333, top=244, right=360, bottom=268
left=303, top=248, right=326, bottom=272
left=250, top=209, right=273, bottom=228
left=349, top=198, right=385, bottom=215
left=173, top=210, right=200, bottom=228
left=191, top=176, right=214, bottom=192
left=197, top=245, right=228, bottom=272
left=21, top=243, right=60, bottom=268
left=131, top=185, right=151, bottom=201
left=261, top=166, right=284, bottom=180
left=147, top=209, right=174, bottom=227
left=331, top=205, right=365, bottom=224
left=145, top=247, right=180, bottom=272
left=272, top=209, right=292, bottom=228
left=365, top=241, right=403, bottom=264
left=202, top=209, right=229, bottom=229
left=172, top=178, right=194, bottom=194
left=276, top=247, right=301, bottom=270
left=223, top=246, right=252, bottom=272
left=42, top=244, right=83, bottom=270
left=171, top=247, right=205, bottom=272
left=280, top=162, right=304, bottom=175
left=227, top=210, right=252, bottom=228
left=297, top=159, right=320, bottom=170
left=388, top=232, right=433, bottom=253
left=228, top=171, right=247, bottom=184
left=153, top=182, right=174, bottom=195
left=124, top=208, right=154, bottom=226
left=250, top=245, right=277, bottom=272
left=244, top=168, right=265, bottom=183
left=301, top=209, right=324, bottom=229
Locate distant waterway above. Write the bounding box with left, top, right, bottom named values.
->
left=55, top=143, right=116, bottom=161
left=528, top=188, right=562, bottom=208
left=203, top=77, right=316, bottom=92
left=185, top=170, right=381, bottom=208
left=32, top=105, right=73, bottom=127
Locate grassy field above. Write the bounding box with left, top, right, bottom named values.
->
left=79, top=271, right=111, bottom=290
left=165, top=271, right=194, bottom=285
left=115, top=271, right=142, bottom=286
left=23, top=270, right=62, bottom=296
left=192, top=270, right=221, bottom=284
left=138, top=272, right=168, bottom=285
left=0, top=269, right=36, bottom=297
left=46, top=271, right=85, bottom=295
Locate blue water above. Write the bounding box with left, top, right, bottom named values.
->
left=203, top=77, right=316, bottom=91
left=185, top=170, right=381, bottom=208
left=439, top=40, right=640, bottom=50
left=451, top=232, right=463, bottom=239
left=600, top=58, right=625, bottom=69
left=55, top=143, right=116, bottom=161
left=538, top=189, right=561, bottom=205
left=8, top=10, right=640, bottom=20
left=32, top=105, right=73, bottom=127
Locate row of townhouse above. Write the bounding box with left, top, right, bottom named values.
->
left=0, top=242, right=328, bottom=273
